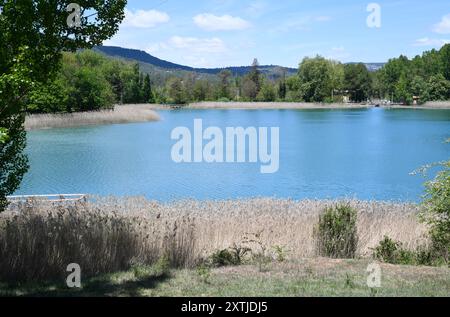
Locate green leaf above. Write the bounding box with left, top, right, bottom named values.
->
left=0, top=128, right=8, bottom=143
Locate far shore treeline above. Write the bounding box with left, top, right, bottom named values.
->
left=27, top=44, right=450, bottom=113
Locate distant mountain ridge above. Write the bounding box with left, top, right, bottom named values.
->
left=94, top=46, right=384, bottom=76
left=94, top=46, right=297, bottom=77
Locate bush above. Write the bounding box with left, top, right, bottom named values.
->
left=421, top=160, right=450, bottom=265
left=210, top=249, right=241, bottom=267
left=373, top=236, right=416, bottom=265
left=314, top=204, right=358, bottom=258
left=373, top=236, right=443, bottom=266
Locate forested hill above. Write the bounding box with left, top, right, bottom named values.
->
left=94, top=46, right=384, bottom=75
left=94, top=46, right=298, bottom=76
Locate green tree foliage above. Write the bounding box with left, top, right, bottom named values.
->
left=27, top=51, right=157, bottom=112
left=249, top=58, right=262, bottom=92
left=142, top=74, right=154, bottom=103
left=426, top=74, right=450, bottom=101
left=0, top=0, right=126, bottom=211
left=241, top=77, right=259, bottom=101
left=376, top=44, right=450, bottom=104
left=440, top=44, right=450, bottom=81
left=421, top=160, right=450, bottom=264
left=192, top=80, right=210, bottom=102
left=344, top=63, right=372, bottom=102
left=241, top=59, right=262, bottom=101
left=218, top=70, right=232, bottom=100
left=71, top=68, right=115, bottom=111
left=257, top=81, right=277, bottom=102
left=0, top=128, right=8, bottom=143
left=296, top=56, right=339, bottom=102
left=166, top=77, right=187, bottom=104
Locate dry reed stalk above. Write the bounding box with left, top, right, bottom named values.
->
left=25, top=105, right=160, bottom=131
left=0, top=197, right=427, bottom=283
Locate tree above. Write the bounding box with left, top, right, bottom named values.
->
left=410, top=75, right=429, bottom=102
left=395, top=73, right=411, bottom=104
left=257, top=81, right=277, bottom=102
left=421, top=159, right=450, bottom=264
left=378, top=55, right=410, bottom=100
left=193, top=80, right=209, bottom=101
left=277, top=68, right=287, bottom=100
left=343, top=63, right=371, bottom=102
left=130, top=64, right=142, bottom=103
left=440, top=44, right=450, bottom=81
left=166, top=77, right=186, bottom=104
left=426, top=74, right=450, bottom=101
left=142, top=74, right=154, bottom=103
left=241, top=77, right=258, bottom=101
left=297, top=56, right=335, bottom=102
left=218, top=70, right=232, bottom=100
left=278, top=79, right=287, bottom=100
left=242, top=58, right=262, bottom=100
left=0, top=0, right=126, bottom=211
left=70, top=67, right=115, bottom=111
left=285, top=76, right=302, bottom=101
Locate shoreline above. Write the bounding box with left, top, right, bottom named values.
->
left=24, top=101, right=450, bottom=131
left=127, top=101, right=450, bottom=110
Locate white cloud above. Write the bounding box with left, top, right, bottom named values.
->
left=144, top=36, right=228, bottom=68
left=270, top=15, right=331, bottom=34
left=326, top=46, right=350, bottom=61
left=315, top=16, right=331, bottom=22
left=246, top=1, right=268, bottom=17
left=122, top=9, right=170, bottom=28
left=433, top=14, right=450, bottom=34
left=413, top=37, right=450, bottom=47
left=193, top=14, right=251, bottom=31
left=168, top=36, right=227, bottom=53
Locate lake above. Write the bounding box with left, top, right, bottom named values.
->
left=16, top=108, right=450, bottom=202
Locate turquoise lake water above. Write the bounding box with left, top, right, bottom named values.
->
left=16, top=108, right=450, bottom=202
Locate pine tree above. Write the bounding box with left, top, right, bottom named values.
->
left=142, top=74, right=154, bottom=103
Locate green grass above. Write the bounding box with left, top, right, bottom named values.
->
left=1, top=259, right=449, bottom=297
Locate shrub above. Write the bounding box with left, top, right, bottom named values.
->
left=373, top=236, right=436, bottom=266
left=373, top=236, right=400, bottom=264
left=210, top=249, right=242, bottom=267
left=421, top=160, right=450, bottom=265
left=314, top=204, right=358, bottom=258
left=196, top=264, right=212, bottom=284
left=272, top=245, right=288, bottom=263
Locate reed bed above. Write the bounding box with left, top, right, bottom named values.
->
left=0, top=197, right=428, bottom=283
left=25, top=105, right=160, bottom=131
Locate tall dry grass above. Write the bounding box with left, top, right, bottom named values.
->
left=25, top=105, right=160, bottom=131
left=0, top=197, right=428, bottom=283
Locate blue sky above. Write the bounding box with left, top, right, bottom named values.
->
left=104, top=0, right=450, bottom=68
